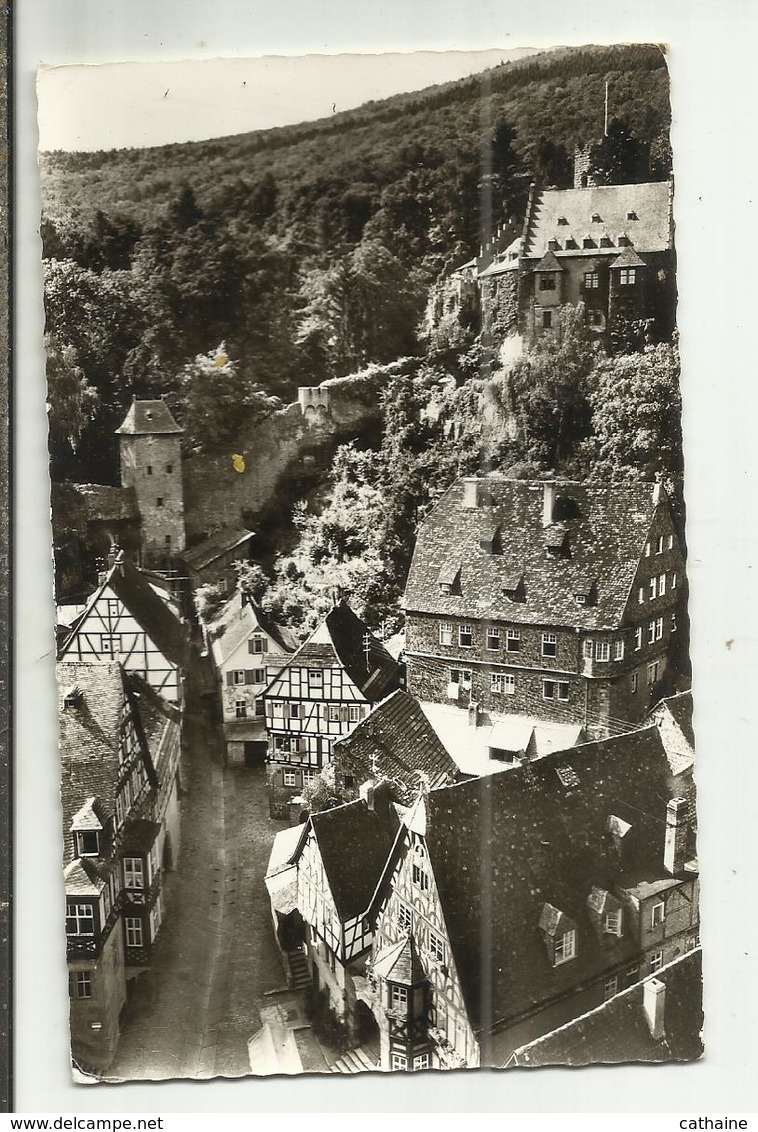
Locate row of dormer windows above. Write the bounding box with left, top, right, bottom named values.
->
left=542, top=899, right=668, bottom=968
left=638, top=571, right=677, bottom=603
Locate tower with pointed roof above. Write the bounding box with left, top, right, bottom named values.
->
left=116, top=399, right=185, bottom=561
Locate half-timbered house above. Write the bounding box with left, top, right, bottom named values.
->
left=287, top=788, right=400, bottom=1047
left=58, top=549, right=191, bottom=703
left=59, top=660, right=182, bottom=1071
left=262, top=601, right=404, bottom=817
left=404, top=476, right=686, bottom=739
left=356, top=726, right=698, bottom=1071
left=207, top=589, right=298, bottom=766
left=331, top=689, right=459, bottom=804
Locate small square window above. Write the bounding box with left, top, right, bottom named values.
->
left=308, top=670, right=323, bottom=687
left=156, top=497, right=164, bottom=508
left=539, top=273, right=556, bottom=291
left=283, top=770, right=298, bottom=787
left=619, top=267, right=637, bottom=286
left=76, top=831, right=100, bottom=857
left=391, top=1051, right=408, bottom=1071
left=413, top=1053, right=430, bottom=1071
left=650, top=951, right=664, bottom=973
left=603, top=976, right=619, bottom=1001
left=166, top=464, right=173, bottom=474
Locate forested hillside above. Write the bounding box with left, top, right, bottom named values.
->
left=41, top=43, right=671, bottom=486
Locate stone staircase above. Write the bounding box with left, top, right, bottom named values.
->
left=286, top=949, right=310, bottom=990
left=330, top=1046, right=379, bottom=1074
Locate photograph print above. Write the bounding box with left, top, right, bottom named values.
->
left=40, top=42, right=701, bottom=1082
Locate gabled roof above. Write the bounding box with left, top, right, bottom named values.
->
left=208, top=590, right=299, bottom=667
left=64, top=858, right=107, bottom=897
left=508, top=950, right=703, bottom=1067
left=610, top=245, right=646, bottom=269
left=59, top=554, right=190, bottom=669
left=274, top=602, right=402, bottom=703
left=420, top=727, right=686, bottom=1037
left=304, top=796, right=400, bottom=921
left=372, top=933, right=425, bottom=985
left=57, top=661, right=126, bottom=860
left=404, top=477, right=665, bottom=631
left=183, top=527, right=254, bottom=573
left=533, top=249, right=564, bottom=273
left=648, top=691, right=695, bottom=779
left=115, top=399, right=182, bottom=436
left=523, top=182, right=672, bottom=259
left=333, top=690, right=458, bottom=800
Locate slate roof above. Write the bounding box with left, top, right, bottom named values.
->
left=57, top=661, right=126, bottom=863
left=125, top=674, right=178, bottom=782
left=662, top=691, right=695, bottom=749
left=648, top=691, right=696, bottom=779
left=332, top=690, right=458, bottom=799
left=404, top=477, right=663, bottom=631
left=280, top=602, right=403, bottom=703
left=183, top=527, right=254, bottom=573
left=64, top=858, right=106, bottom=897
left=420, top=727, right=687, bottom=1039
left=372, top=933, right=426, bottom=985
left=115, top=399, right=183, bottom=435
left=508, top=949, right=703, bottom=1067
left=523, top=182, right=672, bottom=259
left=610, top=245, right=646, bottom=269
left=208, top=590, right=299, bottom=667
left=533, top=249, right=564, bottom=273
left=59, top=553, right=190, bottom=669
left=304, top=795, right=400, bottom=921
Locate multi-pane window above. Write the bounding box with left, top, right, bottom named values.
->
left=595, top=641, right=610, bottom=662
left=554, top=929, right=576, bottom=964
left=614, top=640, right=625, bottom=661
left=413, top=1053, right=430, bottom=1071
left=450, top=668, right=472, bottom=690
left=249, top=635, right=268, bottom=654
left=123, top=857, right=144, bottom=889
left=302, top=768, right=318, bottom=787
left=603, top=976, right=619, bottom=1001
left=66, top=903, right=95, bottom=937
left=539, top=273, right=556, bottom=291
left=655, top=617, right=664, bottom=641
left=235, top=700, right=247, bottom=719
left=656, top=536, right=665, bottom=554
left=270, top=699, right=285, bottom=717
left=619, top=267, right=637, bottom=285
left=125, top=917, right=143, bottom=948
left=283, top=770, right=298, bottom=787
left=491, top=672, right=515, bottom=695
left=391, top=1052, right=408, bottom=1071
left=635, top=627, right=643, bottom=651
left=658, top=573, right=666, bottom=596
left=649, top=578, right=657, bottom=601
left=252, top=668, right=266, bottom=684
left=412, top=862, right=430, bottom=891
left=486, top=627, right=501, bottom=651
left=307, top=670, right=323, bottom=688
left=391, top=985, right=409, bottom=1010
left=543, top=679, right=569, bottom=701
left=348, top=705, right=361, bottom=723
left=648, top=621, right=656, bottom=644
left=429, top=931, right=445, bottom=964
left=459, top=624, right=473, bottom=648
left=605, top=910, right=623, bottom=936
left=439, top=622, right=453, bottom=647
left=583, top=640, right=594, bottom=660
left=506, top=629, right=521, bottom=652
left=328, top=705, right=341, bottom=723
left=584, top=270, right=600, bottom=289
left=397, top=901, right=413, bottom=932
left=68, top=971, right=93, bottom=999
left=541, top=632, right=557, bottom=657
left=651, top=901, right=665, bottom=928
left=650, top=951, right=664, bottom=973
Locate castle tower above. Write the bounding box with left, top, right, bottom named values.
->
left=116, top=399, right=185, bottom=560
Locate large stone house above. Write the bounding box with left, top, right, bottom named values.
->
left=262, top=601, right=404, bottom=818
left=403, top=476, right=686, bottom=738
left=57, top=549, right=191, bottom=703
left=359, top=726, right=698, bottom=1071
left=59, top=660, right=183, bottom=1072
left=206, top=589, right=298, bottom=765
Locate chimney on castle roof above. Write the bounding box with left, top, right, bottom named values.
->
left=643, top=977, right=666, bottom=1041
left=664, top=797, right=689, bottom=875
left=542, top=482, right=556, bottom=527
left=462, top=478, right=480, bottom=509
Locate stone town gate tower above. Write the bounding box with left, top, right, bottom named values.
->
left=116, top=399, right=186, bottom=561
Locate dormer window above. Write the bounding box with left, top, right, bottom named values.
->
left=591, top=213, right=602, bottom=223
left=480, top=526, right=501, bottom=554
left=627, top=211, right=638, bottom=221
left=63, top=686, right=83, bottom=709
left=547, top=238, right=560, bottom=252
left=565, top=236, right=578, bottom=250
left=76, top=830, right=100, bottom=857
left=605, top=909, right=623, bottom=936
left=582, top=236, right=596, bottom=249
left=540, top=903, right=578, bottom=966
left=438, top=562, right=461, bottom=595
left=618, top=233, right=631, bottom=246
left=557, top=216, right=569, bottom=225
left=248, top=635, right=268, bottom=654
left=600, top=234, right=613, bottom=248
left=66, top=901, right=95, bottom=937
left=555, top=929, right=576, bottom=963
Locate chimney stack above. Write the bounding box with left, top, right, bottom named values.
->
left=664, top=797, right=689, bottom=875
left=652, top=476, right=663, bottom=506
left=542, top=482, right=556, bottom=527
left=643, top=977, right=666, bottom=1040
left=462, top=478, right=480, bottom=509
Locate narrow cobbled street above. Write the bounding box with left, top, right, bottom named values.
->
left=107, top=657, right=290, bottom=1082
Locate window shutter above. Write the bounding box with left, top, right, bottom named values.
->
left=245, top=670, right=255, bottom=684
left=248, top=639, right=255, bottom=654
left=261, top=638, right=268, bottom=653
left=225, top=671, right=234, bottom=687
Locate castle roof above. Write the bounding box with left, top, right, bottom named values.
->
left=115, top=399, right=183, bottom=436
left=403, top=477, right=668, bottom=631
left=524, top=182, right=672, bottom=259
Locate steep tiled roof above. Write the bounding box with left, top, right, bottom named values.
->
left=662, top=691, right=695, bottom=749
left=422, top=727, right=686, bottom=1038
left=404, top=477, right=662, bottom=631
left=209, top=590, right=298, bottom=667
left=282, top=602, right=402, bottom=703
left=523, top=182, right=672, bottom=259
left=372, top=933, right=425, bottom=985
left=57, top=661, right=125, bottom=862
left=509, top=949, right=703, bottom=1067
left=308, top=796, right=400, bottom=920
left=533, top=249, right=564, bottom=272
left=59, top=554, right=190, bottom=669
left=332, top=690, right=458, bottom=799
left=125, top=674, right=178, bottom=782
left=183, top=527, right=254, bottom=572
left=115, top=399, right=182, bottom=435
left=648, top=691, right=695, bottom=779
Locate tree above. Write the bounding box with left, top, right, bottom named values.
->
left=588, top=117, right=650, bottom=185
left=300, top=764, right=353, bottom=815
left=45, top=333, right=99, bottom=479
left=175, top=343, right=280, bottom=452
left=582, top=339, right=683, bottom=481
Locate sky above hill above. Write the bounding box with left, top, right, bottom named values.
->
left=37, top=49, right=541, bottom=153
